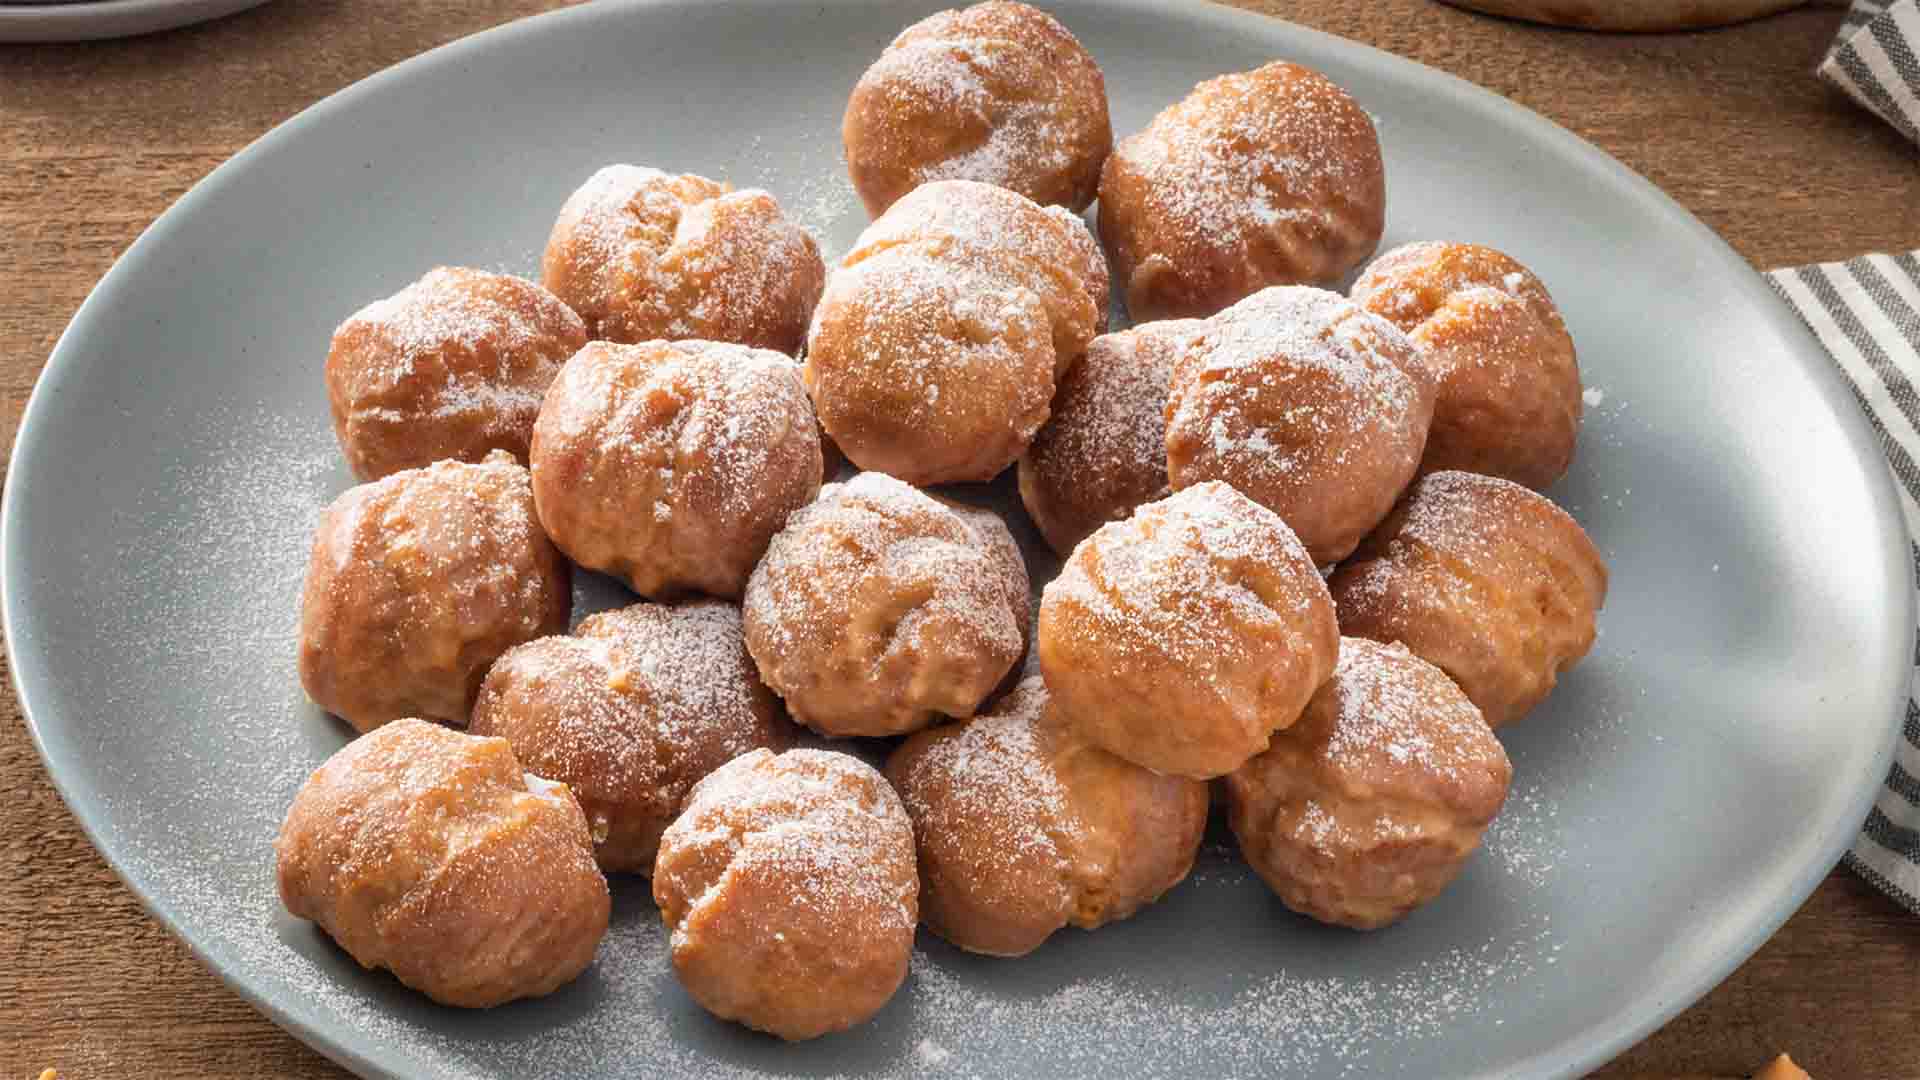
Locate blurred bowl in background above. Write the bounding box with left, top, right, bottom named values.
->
left=1442, top=0, right=1807, bottom=31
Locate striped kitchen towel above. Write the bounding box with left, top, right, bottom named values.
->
left=1822, top=0, right=1920, bottom=145
left=1768, top=252, right=1920, bottom=913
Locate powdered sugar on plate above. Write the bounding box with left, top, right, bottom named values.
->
left=904, top=890, right=1557, bottom=1078
left=59, top=392, right=1573, bottom=1080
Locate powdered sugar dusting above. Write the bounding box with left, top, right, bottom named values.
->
left=805, top=181, right=1099, bottom=483
left=905, top=891, right=1558, bottom=1078
left=1482, top=777, right=1564, bottom=891
left=1168, top=286, right=1426, bottom=498
left=550, top=164, right=822, bottom=348
left=472, top=601, right=784, bottom=858
left=73, top=397, right=1575, bottom=1078
left=1331, top=472, right=1541, bottom=624
left=901, top=677, right=1080, bottom=870
left=745, top=472, right=1027, bottom=670
left=557, top=164, right=690, bottom=291
left=1393, top=470, right=1559, bottom=566
left=871, top=36, right=1071, bottom=189
left=849, top=2, right=1101, bottom=201
left=338, top=267, right=576, bottom=390
left=574, top=600, right=774, bottom=755
left=813, top=249, right=1046, bottom=428
left=913, top=1037, right=953, bottom=1068
left=1021, top=320, right=1203, bottom=550
left=1106, top=61, right=1379, bottom=276
left=749, top=138, right=859, bottom=264
left=665, top=748, right=915, bottom=939
left=328, top=267, right=586, bottom=477
left=1044, top=481, right=1321, bottom=674
left=825, top=177, right=1099, bottom=357
left=1352, top=241, right=1563, bottom=336
left=547, top=340, right=817, bottom=529
left=1321, top=639, right=1498, bottom=790
left=1046, top=325, right=1187, bottom=481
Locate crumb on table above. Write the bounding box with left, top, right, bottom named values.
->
left=1754, top=1053, right=1811, bottom=1080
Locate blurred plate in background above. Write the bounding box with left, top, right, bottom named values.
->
left=0, top=0, right=273, bottom=43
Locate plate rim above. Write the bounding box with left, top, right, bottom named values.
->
left=4, top=0, right=1910, bottom=1076
left=0, top=0, right=275, bottom=43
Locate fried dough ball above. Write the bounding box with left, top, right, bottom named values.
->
left=1351, top=241, right=1582, bottom=488
left=1098, top=61, right=1385, bottom=321
left=653, top=748, right=917, bottom=1041
left=298, top=452, right=570, bottom=734
left=1225, top=638, right=1511, bottom=930
left=1037, top=481, right=1338, bottom=779
left=324, top=267, right=588, bottom=482
left=1018, top=319, right=1205, bottom=555
left=468, top=601, right=791, bottom=874
left=843, top=1, right=1111, bottom=216
left=885, top=677, right=1207, bottom=957
left=529, top=339, right=822, bottom=600
left=275, top=719, right=610, bottom=1007
left=1330, top=470, right=1608, bottom=728
left=1048, top=204, right=1113, bottom=339
left=541, top=164, right=825, bottom=352
left=804, top=179, right=1104, bottom=485
left=1165, top=286, right=1436, bottom=566
left=743, top=472, right=1029, bottom=738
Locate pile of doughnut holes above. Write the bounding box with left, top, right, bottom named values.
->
left=275, top=0, right=1609, bottom=1045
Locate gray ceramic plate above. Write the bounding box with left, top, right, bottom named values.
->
left=0, top=0, right=272, bottom=43
left=6, top=1, right=1910, bottom=1077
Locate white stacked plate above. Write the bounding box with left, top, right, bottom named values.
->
left=0, top=0, right=274, bottom=43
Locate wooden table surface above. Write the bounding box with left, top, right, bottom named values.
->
left=3, top=1, right=1917, bottom=1077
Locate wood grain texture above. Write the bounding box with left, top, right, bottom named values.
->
left=3, top=1, right=1917, bottom=1077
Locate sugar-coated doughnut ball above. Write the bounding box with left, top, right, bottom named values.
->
left=275, top=719, right=610, bottom=1007
left=1330, top=470, right=1608, bottom=728
left=1018, top=319, right=1205, bottom=556
left=541, top=165, right=825, bottom=352
left=653, top=748, right=917, bottom=1040
left=529, top=339, right=822, bottom=600
left=469, top=601, right=792, bottom=874
left=843, top=0, right=1111, bottom=216
left=325, top=267, right=588, bottom=481
left=804, top=180, right=1104, bottom=485
left=1226, top=638, right=1511, bottom=930
left=1165, top=286, right=1435, bottom=566
left=1047, top=203, right=1114, bottom=339
left=1037, top=481, right=1339, bottom=779
left=1351, top=241, right=1582, bottom=489
left=1099, top=61, right=1385, bottom=322
left=743, top=472, right=1030, bottom=737
left=885, top=677, right=1208, bottom=957
left=298, top=452, right=570, bottom=734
